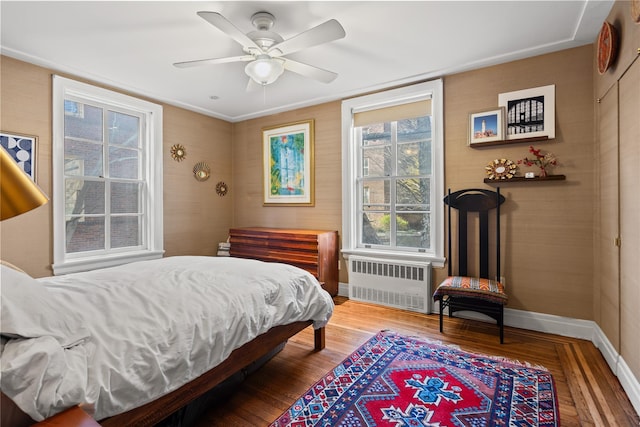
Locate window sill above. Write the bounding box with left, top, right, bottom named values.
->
left=341, top=248, right=445, bottom=268
left=52, top=250, right=165, bottom=275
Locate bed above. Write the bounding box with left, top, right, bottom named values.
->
left=0, top=255, right=334, bottom=426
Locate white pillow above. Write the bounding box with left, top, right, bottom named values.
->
left=0, top=265, right=89, bottom=348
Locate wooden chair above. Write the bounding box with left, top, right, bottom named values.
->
left=433, top=188, right=508, bottom=343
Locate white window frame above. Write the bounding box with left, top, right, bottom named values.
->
left=341, top=80, right=445, bottom=267
left=52, top=75, right=164, bottom=275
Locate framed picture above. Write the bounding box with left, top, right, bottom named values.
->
left=468, top=107, right=505, bottom=145
left=498, top=84, right=555, bottom=140
left=0, top=131, right=37, bottom=180
left=263, top=119, right=315, bottom=206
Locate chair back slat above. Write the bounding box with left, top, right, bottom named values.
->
left=458, top=210, right=469, bottom=276
left=443, top=188, right=505, bottom=280
left=478, top=210, right=489, bottom=278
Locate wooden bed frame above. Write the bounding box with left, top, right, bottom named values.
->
left=3, top=323, right=325, bottom=426
left=4, top=230, right=335, bottom=426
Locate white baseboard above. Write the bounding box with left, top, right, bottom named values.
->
left=341, top=284, right=640, bottom=418
left=592, top=325, right=621, bottom=378
left=593, top=326, right=640, bottom=417
left=618, top=356, right=640, bottom=417
left=503, top=307, right=596, bottom=340
left=430, top=304, right=594, bottom=340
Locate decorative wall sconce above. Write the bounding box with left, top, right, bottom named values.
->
left=193, top=162, right=211, bottom=181
left=170, top=144, right=186, bottom=162
left=216, top=181, right=229, bottom=196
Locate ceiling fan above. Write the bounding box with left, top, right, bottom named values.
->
left=174, top=11, right=346, bottom=87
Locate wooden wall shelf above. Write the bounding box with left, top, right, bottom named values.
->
left=470, top=135, right=550, bottom=148
left=484, top=174, right=566, bottom=183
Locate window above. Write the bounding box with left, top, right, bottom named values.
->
left=341, top=80, right=444, bottom=266
left=52, top=76, right=163, bottom=275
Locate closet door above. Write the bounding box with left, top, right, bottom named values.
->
left=619, top=58, right=640, bottom=378
left=596, top=84, right=619, bottom=350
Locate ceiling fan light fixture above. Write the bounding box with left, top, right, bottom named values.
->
left=245, top=55, right=284, bottom=85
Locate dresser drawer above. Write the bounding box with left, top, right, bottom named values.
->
left=229, top=227, right=338, bottom=296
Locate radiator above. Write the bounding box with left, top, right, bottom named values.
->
left=348, top=256, right=432, bottom=314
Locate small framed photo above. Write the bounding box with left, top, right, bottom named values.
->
left=498, top=84, right=555, bottom=140
left=0, top=131, right=38, bottom=180
left=468, top=108, right=505, bottom=145
left=263, top=119, right=315, bottom=206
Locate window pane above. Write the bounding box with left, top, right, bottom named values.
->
left=397, top=117, right=431, bottom=176
left=361, top=179, right=390, bottom=207
left=362, top=212, right=390, bottom=246
left=111, top=182, right=141, bottom=213
left=396, top=213, right=430, bottom=249
left=397, top=141, right=431, bottom=176
left=64, top=103, right=103, bottom=142
left=64, top=139, right=103, bottom=177
left=66, top=216, right=105, bottom=253
left=108, top=111, right=139, bottom=148
left=396, top=178, right=429, bottom=208
left=360, top=123, right=390, bottom=146
left=65, top=179, right=105, bottom=215
left=362, top=146, right=391, bottom=177
left=397, top=117, right=431, bottom=143
left=111, top=216, right=141, bottom=248
left=109, top=147, right=139, bottom=179
left=64, top=158, right=85, bottom=177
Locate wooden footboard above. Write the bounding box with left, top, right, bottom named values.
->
left=4, top=323, right=324, bottom=427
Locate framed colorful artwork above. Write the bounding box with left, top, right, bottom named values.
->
left=0, top=131, right=38, bottom=180
left=468, top=107, right=505, bottom=145
left=498, top=84, right=555, bottom=140
left=263, top=119, right=315, bottom=206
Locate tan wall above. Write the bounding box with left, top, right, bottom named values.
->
left=0, top=56, right=53, bottom=276
left=0, top=56, right=233, bottom=277
left=441, top=45, right=595, bottom=319
left=231, top=102, right=346, bottom=277
left=0, top=44, right=598, bottom=321
left=162, top=104, right=233, bottom=258
left=232, top=46, right=596, bottom=319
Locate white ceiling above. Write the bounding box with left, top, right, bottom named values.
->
left=1, top=1, right=613, bottom=122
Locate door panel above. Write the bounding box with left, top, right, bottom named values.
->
left=596, top=84, right=619, bottom=350
left=619, top=58, right=640, bottom=379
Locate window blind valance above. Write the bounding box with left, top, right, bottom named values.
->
left=353, top=99, right=431, bottom=127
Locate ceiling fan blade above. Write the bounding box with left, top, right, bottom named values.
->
left=268, top=19, right=345, bottom=57
left=283, top=59, right=338, bottom=83
left=173, top=55, right=254, bottom=68
left=197, top=11, right=261, bottom=52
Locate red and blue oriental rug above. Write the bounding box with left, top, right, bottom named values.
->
left=271, top=330, right=559, bottom=426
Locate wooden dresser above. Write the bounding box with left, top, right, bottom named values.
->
left=229, top=227, right=339, bottom=296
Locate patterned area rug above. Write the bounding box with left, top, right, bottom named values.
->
left=271, top=330, right=559, bottom=426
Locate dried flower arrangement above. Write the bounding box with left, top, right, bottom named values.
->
left=517, top=145, right=557, bottom=177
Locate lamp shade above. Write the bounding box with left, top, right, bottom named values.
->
left=0, top=146, right=48, bottom=220
left=245, top=55, right=285, bottom=85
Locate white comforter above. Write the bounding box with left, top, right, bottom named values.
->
left=0, top=256, right=334, bottom=421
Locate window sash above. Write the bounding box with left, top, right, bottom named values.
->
left=62, top=98, right=146, bottom=256
left=357, top=116, right=433, bottom=251
left=52, top=75, right=163, bottom=275
left=341, top=80, right=444, bottom=266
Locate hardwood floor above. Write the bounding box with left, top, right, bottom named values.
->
left=194, top=297, right=639, bottom=426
